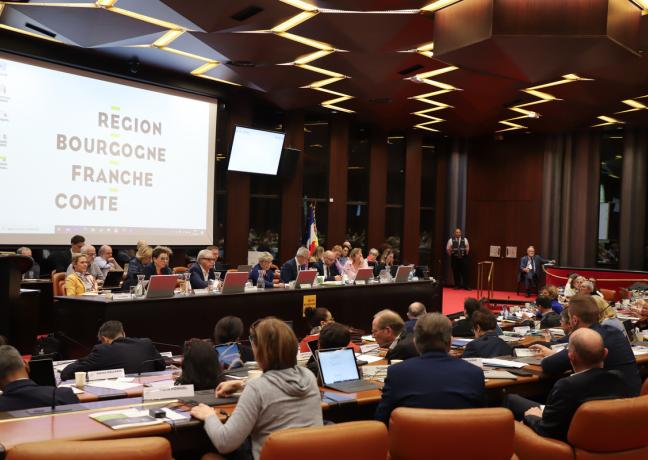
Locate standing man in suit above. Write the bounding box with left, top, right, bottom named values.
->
left=189, top=249, right=216, bottom=289
left=60, top=320, right=165, bottom=381
left=48, top=234, right=85, bottom=273
left=507, top=328, right=632, bottom=441
left=0, top=345, right=79, bottom=411
left=446, top=228, right=469, bottom=290
left=372, top=309, right=419, bottom=362
left=280, top=247, right=310, bottom=283
left=530, top=295, right=641, bottom=396
left=313, top=250, right=342, bottom=281
left=375, top=313, right=485, bottom=425
left=519, top=246, right=554, bottom=297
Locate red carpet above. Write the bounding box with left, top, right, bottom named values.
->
left=442, top=288, right=531, bottom=316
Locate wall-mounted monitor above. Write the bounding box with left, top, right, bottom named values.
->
left=227, top=126, right=285, bottom=176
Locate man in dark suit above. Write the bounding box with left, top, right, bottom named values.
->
left=519, top=246, right=554, bottom=297
left=60, top=320, right=165, bottom=381
left=0, top=345, right=79, bottom=411
left=313, top=250, right=342, bottom=281
left=375, top=313, right=485, bottom=425
left=530, top=295, right=641, bottom=396
left=16, top=247, right=40, bottom=278
left=280, top=247, right=310, bottom=283
left=47, top=234, right=85, bottom=273
left=452, top=297, right=481, bottom=337
left=405, top=302, right=426, bottom=334
left=463, top=309, right=512, bottom=358
left=372, top=309, right=419, bottom=362
left=189, top=249, right=216, bottom=289
left=508, top=328, right=632, bottom=441
left=537, top=295, right=560, bottom=329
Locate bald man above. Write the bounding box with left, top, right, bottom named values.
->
left=405, top=302, right=426, bottom=334
left=507, top=328, right=632, bottom=441
left=314, top=250, right=342, bottom=281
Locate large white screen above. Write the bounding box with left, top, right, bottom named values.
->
left=228, top=126, right=285, bottom=175
left=0, top=54, right=217, bottom=246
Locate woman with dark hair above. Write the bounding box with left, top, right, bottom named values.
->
left=191, top=318, right=322, bottom=460
left=304, top=307, right=333, bottom=335
left=142, top=246, right=173, bottom=279
left=176, top=340, right=224, bottom=391
left=213, top=316, right=254, bottom=362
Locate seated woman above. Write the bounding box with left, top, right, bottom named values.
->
left=213, top=316, right=254, bottom=362
left=142, top=246, right=173, bottom=279
left=191, top=318, right=323, bottom=460
left=176, top=340, right=224, bottom=391
left=123, top=245, right=152, bottom=290
left=539, top=285, right=564, bottom=314
left=463, top=309, right=512, bottom=358
left=64, top=253, right=97, bottom=296
left=374, top=248, right=396, bottom=278
left=342, top=248, right=369, bottom=281
left=248, top=252, right=275, bottom=289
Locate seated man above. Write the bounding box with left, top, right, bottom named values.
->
left=463, top=309, right=512, bottom=358
left=537, top=295, right=561, bottom=329
left=60, top=320, right=165, bottom=381
left=307, top=322, right=352, bottom=379
left=452, top=297, right=481, bottom=337
left=530, top=295, right=641, bottom=396
left=48, top=234, right=85, bottom=273
left=405, top=302, right=426, bottom=334
left=375, top=313, right=485, bottom=425
left=0, top=345, right=79, bottom=411
left=189, top=249, right=216, bottom=289
left=519, top=246, right=554, bottom=297
left=16, top=247, right=40, bottom=279
left=280, top=247, right=311, bottom=283
left=313, top=250, right=342, bottom=282
left=507, top=328, right=632, bottom=441
left=372, top=309, right=418, bottom=362
left=94, top=245, right=123, bottom=278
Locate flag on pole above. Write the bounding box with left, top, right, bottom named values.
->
left=306, top=203, right=319, bottom=255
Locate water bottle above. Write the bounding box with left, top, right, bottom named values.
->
left=408, top=267, right=414, bottom=282
left=135, top=274, right=145, bottom=297
left=502, top=306, right=509, bottom=320
left=257, top=270, right=265, bottom=290
left=183, top=272, right=193, bottom=295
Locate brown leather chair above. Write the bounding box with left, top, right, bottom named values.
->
left=51, top=272, right=66, bottom=297
left=514, top=396, right=648, bottom=460
left=568, top=396, right=648, bottom=458
left=172, top=266, right=188, bottom=274
left=6, top=437, right=173, bottom=460
left=389, top=407, right=517, bottom=460
left=599, top=288, right=616, bottom=302
left=259, top=421, right=388, bottom=460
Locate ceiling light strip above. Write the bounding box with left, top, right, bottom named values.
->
left=420, top=0, right=462, bottom=13
left=272, top=11, right=318, bottom=33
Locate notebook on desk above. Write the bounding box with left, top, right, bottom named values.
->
left=316, top=347, right=379, bottom=393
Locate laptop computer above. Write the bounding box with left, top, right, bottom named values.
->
left=145, top=274, right=177, bottom=299
left=354, top=268, right=374, bottom=283
left=236, top=265, right=253, bottom=274
left=102, top=270, right=123, bottom=290
left=214, top=342, right=243, bottom=369
left=394, top=265, right=414, bottom=283
left=221, top=271, right=248, bottom=294
left=295, top=269, right=317, bottom=288
left=316, top=347, right=379, bottom=393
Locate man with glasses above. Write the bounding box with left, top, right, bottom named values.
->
left=189, top=249, right=217, bottom=289
left=372, top=309, right=418, bottom=362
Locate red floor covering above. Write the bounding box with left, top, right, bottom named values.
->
left=442, top=287, right=531, bottom=316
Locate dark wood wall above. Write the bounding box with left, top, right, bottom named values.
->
left=466, top=135, right=545, bottom=292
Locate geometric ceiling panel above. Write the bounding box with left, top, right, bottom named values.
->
left=6, top=4, right=166, bottom=47
left=2, top=0, right=648, bottom=135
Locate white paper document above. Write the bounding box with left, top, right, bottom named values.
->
left=356, top=353, right=384, bottom=364
left=482, top=358, right=527, bottom=369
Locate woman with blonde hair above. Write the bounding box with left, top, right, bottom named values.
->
left=64, top=253, right=97, bottom=296
left=191, top=318, right=322, bottom=459
left=343, top=247, right=369, bottom=281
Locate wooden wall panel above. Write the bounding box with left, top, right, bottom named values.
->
left=368, top=129, right=387, bottom=250
left=279, top=111, right=304, bottom=262
left=466, top=135, right=544, bottom=291
left=327, top=117, right=349, bottom=246
left=402, top=132, right=422, bottom=265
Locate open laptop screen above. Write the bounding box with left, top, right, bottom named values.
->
left=317, top=348, right=359, bottom=385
